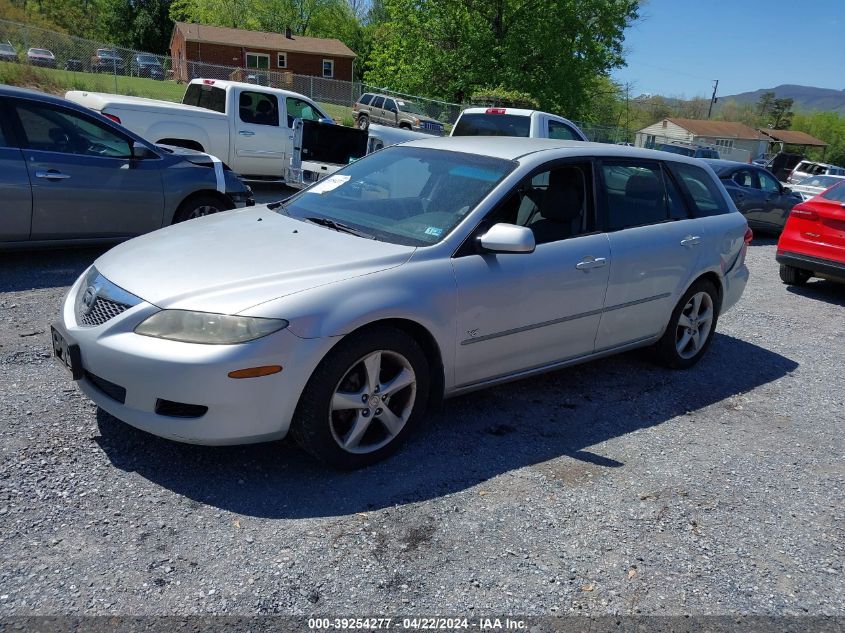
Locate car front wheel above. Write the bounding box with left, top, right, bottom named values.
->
left=291, top=327, right=430, bottom=469
left=172, top=194, right=232, bottom=223
left=357, top=115, right=369, bottom=131
left=654, top=279, right=720, bottom=369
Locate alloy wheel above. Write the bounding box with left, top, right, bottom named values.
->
left=675, top=291, right=714, bottom=360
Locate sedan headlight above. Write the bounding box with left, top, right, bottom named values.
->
left=135, top=310, right=288, bottom=344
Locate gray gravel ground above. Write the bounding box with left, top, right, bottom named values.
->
left=0, top=226, right=842, bottom=617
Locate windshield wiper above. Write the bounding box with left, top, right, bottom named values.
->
left=305, top=216, right=375, bottom=239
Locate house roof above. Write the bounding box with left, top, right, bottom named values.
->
left=172, top=22, right=356, bottom=58
left=664, top=118, right=765, bottom=140
left=758, top=128, right=827, bottom=147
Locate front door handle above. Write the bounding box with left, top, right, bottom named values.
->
left=575, top=256, right=607, bottom=271
left=238, top=130, right=255, bottom=137
left=680, top=235, right=702, bottom=247
left=35, top=170, right=71, bottom=181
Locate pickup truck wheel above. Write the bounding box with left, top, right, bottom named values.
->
left=173, top=194, right=232, bottom=224
left=357, top=115, right=369, bottom=131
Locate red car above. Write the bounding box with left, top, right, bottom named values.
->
left=777, top=180, right=845, bottom=285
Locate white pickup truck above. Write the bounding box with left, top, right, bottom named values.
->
left=65, top=78, right=333, bottom=180
left=451, top=107, right=588, bottom=141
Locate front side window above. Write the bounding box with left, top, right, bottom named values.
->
left=758, top=170, right=781, bottom=194
left=246, top=53, right=269, bottom=69
left=282, top=146, right=516, bottom=246
left=286, top=97, right=325, bottom=127
left=384, top=99, right=397, bottom=112
left=238, top=91, right=279, bottom=126
left=15, top=102, right=131, bottom=158
left=667, top=162, right=730, bottom=217
left=322, top=59, right=334, bottom=77
left=601, top=160, right=670, bottom=230
left=548, top=120, right=579, bottom=140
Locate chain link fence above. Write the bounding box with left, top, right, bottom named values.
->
left=0, top=18, right=630, bottom=138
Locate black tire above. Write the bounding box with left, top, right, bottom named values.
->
left=399, top=123, right=412, bottom=130
left=654, top=279, right=721, bottom=369
left=172, top=194, right=232, bottom=224
left=779, top=264, right=811, bottom=286
left=290, top=326, right=430, bottom=469
left=357, top=115, right=369, bottom=131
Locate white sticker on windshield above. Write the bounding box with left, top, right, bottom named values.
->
left=306, top=174, right=351, bottom=195
left=397, top=101, right=406, bottom=106
left=424, top=226, right=443, bottom=237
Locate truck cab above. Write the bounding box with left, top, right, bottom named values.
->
left=450, top=107, right=588, bottom=141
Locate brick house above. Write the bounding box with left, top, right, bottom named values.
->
left=170, top=22, right=356, bottom=83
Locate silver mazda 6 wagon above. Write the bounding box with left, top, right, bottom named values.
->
left=53, top=138, right=751, bottom=468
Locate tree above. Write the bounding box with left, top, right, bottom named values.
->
left=769, top=97, right=794, bottom=129
left=756, top=91, right=775, bottom=120
left=363, top=0, right=639, bottom=118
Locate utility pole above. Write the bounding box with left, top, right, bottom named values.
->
left=707, top=79, right=719, bottom=118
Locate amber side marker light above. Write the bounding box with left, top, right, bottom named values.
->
left=228, top=365, right=283, bottom=379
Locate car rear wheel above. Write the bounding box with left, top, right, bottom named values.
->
left=357, top=115, right=369, bottom=131
left=654, top=279, right=720, bottom=369
left=291, top=327, right=430, bottom=469
left=172, top=194, right=232, bottom=223
left=779, top=264, right=811, bottom=286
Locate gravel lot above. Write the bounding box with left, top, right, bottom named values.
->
left=0, top=223, right=842, bottom=617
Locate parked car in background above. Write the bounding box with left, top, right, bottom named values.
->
left=66, top=78, right=332, bottom=180
left=0, top=41, right=19, bottom=63
left=705, top=159, right=801, bottom=233
left=0, top=86, right=253, bottom=249
left=450, top=107, right=588, bottom=141
left=129, top=54, right=165, bottom=80
left=90, top=49, right=126, bottom=74
left=353, top=93, right=445, bottom=135
left=65, top=59, right=83, bottom=72
left=787, top=159, right=845, bottom=184
left=766, top=152, right=804, bottom=181
left=655, top=142, right=720, bottom=159
left=51, top=139, right=749, bottom=468
left=777, top=180, right=845, bottom=286
left=789, top=174, right=845, bottom=200
left=26, top=48, right=57, bottom=68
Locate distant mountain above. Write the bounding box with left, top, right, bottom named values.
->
left=719, top=84, right=845, bottom=114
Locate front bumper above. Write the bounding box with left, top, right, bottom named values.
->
left=56, top=273, right=332, bottom=445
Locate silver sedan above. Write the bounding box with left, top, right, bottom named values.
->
left=53, top=138, right=750, bottom=468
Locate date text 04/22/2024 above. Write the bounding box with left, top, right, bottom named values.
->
left=307, top=618, right=527, bottom=630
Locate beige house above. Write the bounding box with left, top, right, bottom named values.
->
left=635, top=118, right=768, bottom=162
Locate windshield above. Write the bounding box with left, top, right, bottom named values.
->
left=453, top=113, right=531, bottom=137
left=30, top=48, right=53, bottom=56
left=98, top=50, right=119, bottom=58
left=281, top=146, right=516, bottom=246
left=397, top=100, right=424, bottom=115
left=137, top=55, right=160, bottom=64
left=0, top=44, right=13, bottom=53
left=797, top=175, right=840, bottom=188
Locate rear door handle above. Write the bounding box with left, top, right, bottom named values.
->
left=575, top=256, right=607, bottom=271
left=238, top=130, right=255, bottom=137
left=35, top=170, right=71, bottom=181
left=680, top=235, right=702, bottom=247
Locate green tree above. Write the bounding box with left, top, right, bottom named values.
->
left=769, top=97, right=794, bottom=129
left=363, top=0, right=639, bottom=118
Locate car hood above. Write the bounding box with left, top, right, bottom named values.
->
left=156, top=143, right=223, bottom=167
left=93, top=208, right=415, bottom=314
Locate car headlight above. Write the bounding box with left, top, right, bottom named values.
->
left=135, top=310, right=288, bottom=344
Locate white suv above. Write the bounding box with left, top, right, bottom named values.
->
left=787, top=160, right=845, bottom=184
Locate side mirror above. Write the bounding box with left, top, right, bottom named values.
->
left=478, top=223, right=535, bottom=254
left=132, top=141, right=157, bottom=160
left=318, top=117, right=334, bottom=125
left=781, top=186, right=792, bottom=194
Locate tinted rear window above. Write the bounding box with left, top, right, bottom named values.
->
left=182, top=84, right=227, bottom=114
left=453, top=113, right=531, bottom=137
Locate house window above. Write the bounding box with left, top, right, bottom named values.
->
left=713, top=138, right=734, bottom=150
left=277, top=53, right=286, bottom=68
left=322, top=59, right=334, bottom=78
left=245, top=52, right=269, bottom=69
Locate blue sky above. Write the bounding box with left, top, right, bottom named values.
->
left=612, top=0, right=845, bottom=98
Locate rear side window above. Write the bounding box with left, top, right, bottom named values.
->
left=452, top=113, right=530, bottom=137
left=548, top=119, right=580, bottom=140
left=182, top=84, right=227, bottom=114
left=358, top=94, right=373, bottom=106
left=667, top=162, right=730, bottom=217
left=601, top=160, right=672, bottom=230
left=371, top=96, right=385, bottom=109
left=821, top=182, right=845, bottom=202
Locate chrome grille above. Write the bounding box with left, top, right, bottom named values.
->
left=79, top=297, right=130, bottom=327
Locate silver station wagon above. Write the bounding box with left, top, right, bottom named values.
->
left=53, top=138, right=751, bottom=468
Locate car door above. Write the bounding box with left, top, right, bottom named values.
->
left=594, top=159, right=701, bottom=350
left=757, top=168, right=796, bottom=230
left=232, top=88, right=289, bottom=177
left=368, top=96, right=385, bottom=125
left=383, top=98, right=399, bottom=127
left=0, top=103, right=32, bottom=242
left=452, top=161, right=611, bottom=387
left=726, top=168, right=767, bottom=226
left=11, top=98, right=165, bottom=241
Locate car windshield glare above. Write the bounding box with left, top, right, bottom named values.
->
left=281, top=146, right=515, bottom=246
